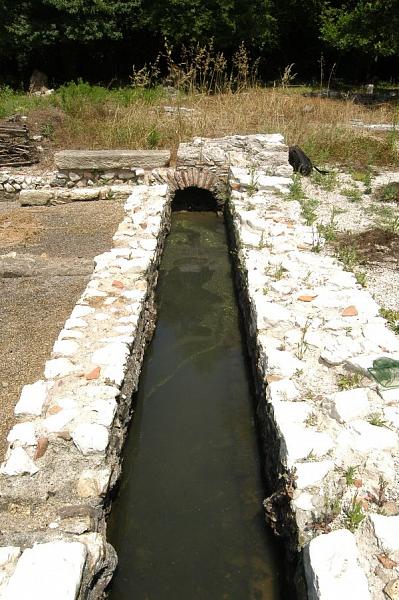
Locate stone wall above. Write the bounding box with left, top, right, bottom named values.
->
left=0, top=135, right=399, bottom=599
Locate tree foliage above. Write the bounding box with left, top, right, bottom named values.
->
left=321, top=1, right=399, bottom=58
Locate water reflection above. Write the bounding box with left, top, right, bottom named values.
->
left=107, top=212, right=283, bottom=600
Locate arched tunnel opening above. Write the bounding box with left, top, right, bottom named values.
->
left=172, top=186, right=217, bottom=211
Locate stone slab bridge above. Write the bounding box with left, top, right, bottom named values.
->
left=0, top=135, right=398, bottom=599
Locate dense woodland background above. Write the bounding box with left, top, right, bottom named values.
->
left=0, top=0, right=398, bottom=86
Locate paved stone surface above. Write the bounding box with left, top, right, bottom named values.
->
left=0, top=200, right=124, bottom=458
left=55, top=149, right=170, bottom=170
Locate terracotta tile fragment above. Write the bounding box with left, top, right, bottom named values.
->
left=230, top=182, right=240, bottom=191
left=112, top=280, right=124, bottom=289
left=342, top=305, right=358, bottom=317
left=266, top=375, right=284, bottom=383
left=377, top=554, right=398, bottom=570
left=47, top=405, right=62, bottom=415
left=34, top=437, right=49, bottom=460
left=297, top=294, right=317, bottom=302
left=85, top=366, right=101, bottom=380
left=353, top=478, right=363, bottom=488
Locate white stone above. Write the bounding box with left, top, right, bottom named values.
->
left=304, top=529, right=371, bottom=600
left=14, top=380, right=47, bottom=416
left=64, top=317, right=88, bottom=329
left=272, top=400, right=312, bottom=425
left=293, top=492, right=314, bottom=511
left=267, top=379, right=299, bottom=402
left=329, top=388, right=370, bottom=423
left=364, top=451, right=396, bottom=483
left=43, top=409, right=77, bottom=433
left=294, top=461, right=334, bottom=490
left=5, top=541, right=86, bottom=600
left=369, top=514, right=399, bottom=552
left=53, top=339, right=78, bottom=357
left=0, top=547, right=21, bottom=568
left=384, top=407, right=399, bottom=428
left=378, top=387, right=399, bottom=403
left=321, top=338, right=363, bottom=366
left=70, top=304, right=94, bottom=319
left=72, top=424, right=109, bottom=454
left=254, top=299, right=294, bottom=329
left=7, top=422, right=36, bottom=446
left=87, top=399, right=117, bottom=426
left=77, top=468, right=111, bottom=498
left=279, top=424, right=334, bottom=467
left=362, top=324, right=399, bottom=352
left=0, top=447, right=38, bottom=476
left=349, top=419, right=398, bottom=451
left=44, top=358, right=76, bottom=379
left=265, top=348, right=304, bottom=378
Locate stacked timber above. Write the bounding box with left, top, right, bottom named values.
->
left=0, top=123, right=39, bottom=167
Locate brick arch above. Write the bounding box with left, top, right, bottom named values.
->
left=166, top=167, right=218, bottom=194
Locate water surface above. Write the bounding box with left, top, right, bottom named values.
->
left=108, top=212, right=283, bottom=599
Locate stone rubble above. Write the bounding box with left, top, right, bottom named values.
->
left=0, top=134, right=398, bottom=598
left=226, top=139, right=399, bottom=599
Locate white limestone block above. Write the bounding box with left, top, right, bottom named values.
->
left=369, top=514, right=399, bottom=552
left=293, top=492, right=314, bottom=511
left=364, top=451, right=396, bottom=483
left=272, top=400, right=312, bottom=425
left=267, top=379, right=299, bottom=402
left=378, top=387, right=399, bottom=403
left=72, top=424, right=109, bottom=454
left=7, top=422, right=36, bottom=446
left=5, top=541, right=86, bottom=600
left=64, top=317, right=88, bottom=329
left=0, top=447, right=38, bottom=476
left=321, top=339, right=363, bottom=366
left=362, top=324, right=399, bottom=352
left=92, top=342, right=129, bottom=367
left=70, top=304, right=94, bottom=319
left=304, top=529, right=371, bottom=600
left=350, top=420, right=398, bottom=451
left=294, top=461, right=334, bottom=490
left=44, top=358, right=76, bottom=379
left=279, top=424, right=334, bottom=467
left=254, top=299, right=294, bottom=329
left=266, top=348, right=304, bottom=378
left=53, top=339, right=79, bottom=357
left=329, top=388, right=370, bottom=423
left=87, top=399, right=117, bottom=427
left=43, top=409, right=77, bottom=433
left=14, top=380, right=47, bottom=416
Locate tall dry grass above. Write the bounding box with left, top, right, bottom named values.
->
left=53, top=87, right=399, bottom=168
left=2, top=41, right=398, bottom=169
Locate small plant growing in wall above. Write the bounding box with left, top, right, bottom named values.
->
left=344, top=465, right=360, bottom=486
left=367, top=412, right=388, bottom=428
left=344, top=493, right=366, bottom=531
left=337, top=372, right=363, bottom=390
left=296, top=318, right=311, bottom=360
left=247, top=165, right=258, bottom=197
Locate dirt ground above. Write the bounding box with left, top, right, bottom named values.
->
left=0, top=199, right=124, bottom=458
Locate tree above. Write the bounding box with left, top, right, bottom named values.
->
left=321, top=1, right=399, bottom=58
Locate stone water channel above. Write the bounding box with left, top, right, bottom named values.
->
left=1, top=135, right=399, bottom=600
left=107, top=201, right=283, bottom=599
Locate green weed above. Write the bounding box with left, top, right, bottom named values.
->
left=380, top=308, right=399, bottom=334
left=337, top=372, right=363, bottom=390
left=345, top=494, right=366, bottom=531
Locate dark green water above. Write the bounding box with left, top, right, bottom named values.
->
left=107, top=212, right=282, bottom=600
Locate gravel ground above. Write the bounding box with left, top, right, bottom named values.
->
left=302, top=169, right=399, bottom=312
left=0, top=200, right=124, bottom=458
